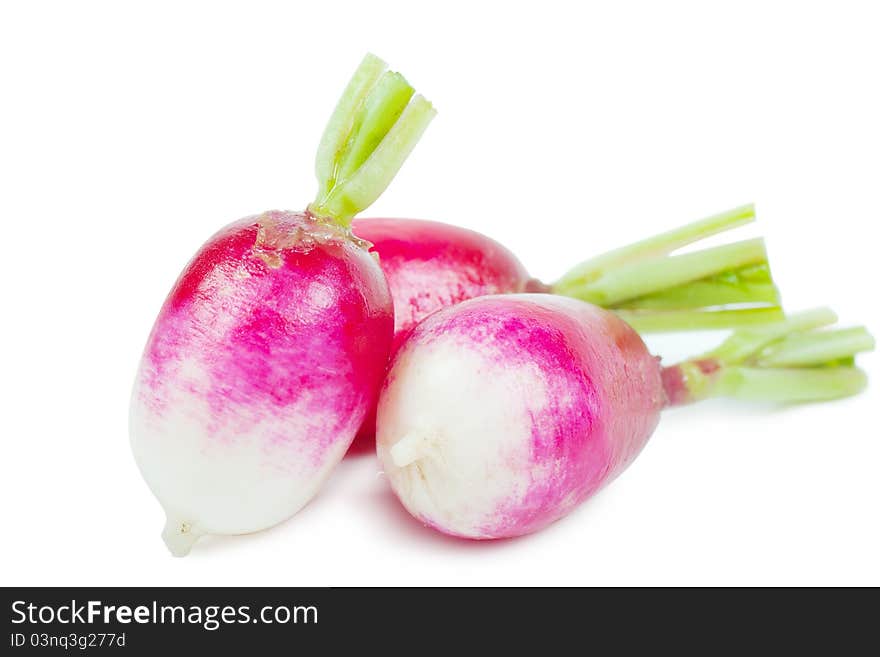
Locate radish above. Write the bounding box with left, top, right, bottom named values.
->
left=376, top=295, right=872, bottom=539
left=130, top=54, right=435, bottom=556
left=349, top=206, right=783, bottom=448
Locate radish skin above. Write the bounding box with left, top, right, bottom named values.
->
left=376, top=295, right=872, bottom=540
left=352, top=218, right=543, bottom=345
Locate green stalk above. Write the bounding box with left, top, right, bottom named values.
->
left=313, top=97, right=435, bottom=223
left=314, top=54, right=386, bottom=200
left=556, top=204, right=756, bottom=289
left=663, top=308, right=873, bottom=405
left=309, top=54, right=436, bottom=228
left=703, top=308, right=838, bottom=364
left=615, top=265, right=778, bottom=311
left=716, top=367, right=868, bottom=402
left=552, top=205, right=782, bottom=332
left=572, top=238, right=769, bottom=307
left=620, top=307, right=784, bottom=333
left=755, top=327, right=876, bottom=368
left=333, top=72, right=414, bottom=183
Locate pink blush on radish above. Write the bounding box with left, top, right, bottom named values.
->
left=142, top=213, right=389, bottom=432
left=376, top=295, right=664, bottom=539
left=132, top=211, right=394, bottom=538
left=352, top=218, right=536, bottom=342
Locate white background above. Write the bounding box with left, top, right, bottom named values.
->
left=2, top=1, right=878, bottom=586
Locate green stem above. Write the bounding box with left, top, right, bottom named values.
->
left=703, top=308, right=838, bottom=364
left=716, top=367, right=868, bottom=402
left=314, top=54, right=386, bottom=200
left=556, top=204, right=756, bottom=288
left=552, top=205, right=782, bottom=332
left=571, top=238, right=769, bottom=307
left=619, top=306, right=784, bottom=333
left=755, top=327, right=875, bottom=368
left=313, top=97, right=435, bottom=223
left=615, top=264, right=778, bottom=311
left=309, top=54, right=436, bottom=228
left=662, top=308, right=874, bottom=405
left=333, top=72, right=414, bottom=183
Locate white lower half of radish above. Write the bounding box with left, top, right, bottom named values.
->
left=377, top=336, right=553, bottom=538
left=130, top=362, right=353, bottom=554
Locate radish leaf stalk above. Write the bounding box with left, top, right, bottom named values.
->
left=310, top=55, right=436, bottom=226
left=553, top=204, right=784, bottom=331
left=662, top=309, right=875, bottom=405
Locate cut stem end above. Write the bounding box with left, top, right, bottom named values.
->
left=311, top=54, right=435, bottom=227
left=162, top=515, right=203, bottom=558
left=389, top=434, right=429, bottom=468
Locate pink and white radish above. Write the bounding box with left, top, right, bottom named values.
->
left=376, top=295, right=872, bottom=539
left=130, top=54, right=435, bottom=556
left=348, top=206, right=783, bottom=448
